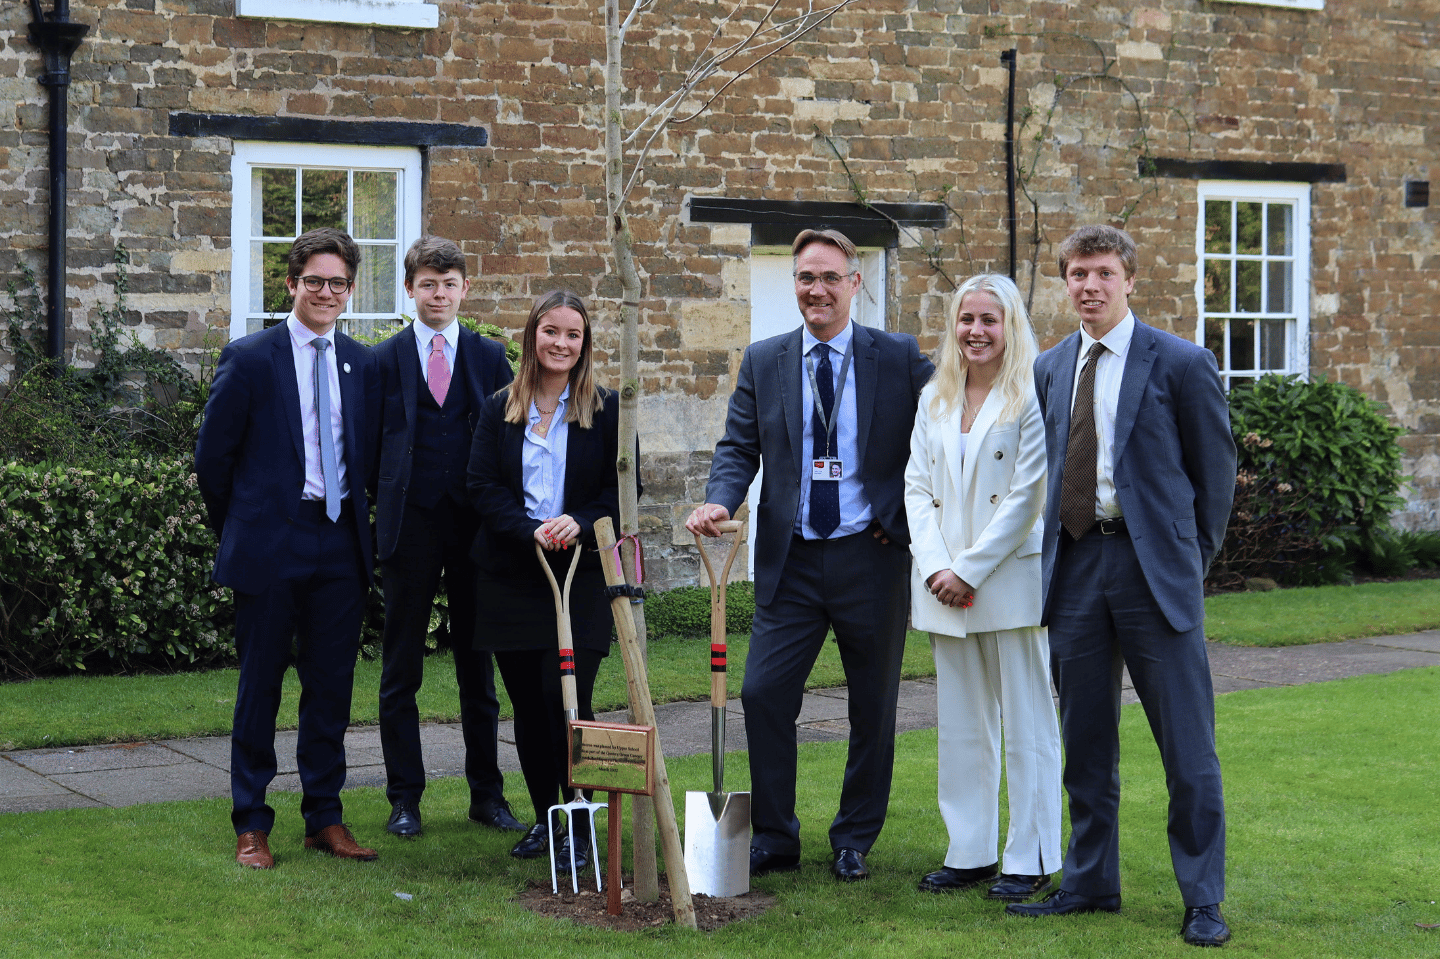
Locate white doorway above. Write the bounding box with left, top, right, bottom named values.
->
left=744, top=247, right=887, bottom=580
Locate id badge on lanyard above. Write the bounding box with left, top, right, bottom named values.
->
left=806, top=340, right=853, bottom=483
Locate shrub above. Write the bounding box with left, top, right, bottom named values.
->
left=1212, top=374, right=1408, bottom=587
left=644, top=581, right=756, bottom=639
left=0, top=459, right=233, bottom=677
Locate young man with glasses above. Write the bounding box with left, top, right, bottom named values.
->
left=687, top=228, right=933, bottom=882
left=197, top=227, right=382, bottom=870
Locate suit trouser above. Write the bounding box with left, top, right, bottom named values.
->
left=931, top=626, right=1062, bottom=875
left=1047, top=528, right=1226, bottom=907
left=493, top=647, right=603, bottom=825
left=231, top=503, right=366, bottom=837
left=379, top=498, right=503, bottom=808
left=743, top=531, right=909, bottom=856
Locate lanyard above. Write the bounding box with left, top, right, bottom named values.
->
left=804, top=338, right=853, bottom=458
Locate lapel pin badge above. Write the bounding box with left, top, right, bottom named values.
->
left=343, top=362, right=351, bottom=374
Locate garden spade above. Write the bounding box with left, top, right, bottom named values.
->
left=683, top=520, right=751, bottom=898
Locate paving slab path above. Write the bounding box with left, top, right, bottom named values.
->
left=2, top=631, right=1437, bottom=815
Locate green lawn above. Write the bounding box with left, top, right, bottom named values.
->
left=0, top=629, right=939, bottom=751
left=1204, top=579, right=1440, bottom=646
left=1, top=667, right=1437, bottom=958
left=3, top=579, right=1438, bottom=751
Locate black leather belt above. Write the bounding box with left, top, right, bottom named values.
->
left=1096, top=516, right=1127, bottom=536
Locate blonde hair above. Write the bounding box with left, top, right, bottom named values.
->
left=503, top=289, right=604, bottom=429
left=928, top=274, right=1038, bottom=425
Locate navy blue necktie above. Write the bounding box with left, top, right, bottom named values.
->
left=809, top=344, right=840, bottom=538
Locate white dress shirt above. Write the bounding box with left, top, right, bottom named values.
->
left=522, top=385, right=570, bottom=521
left=286, top=315, right=349, bottom=501
left=412, top=317, right=459, bottom=382
left=1069, top=311, right=1135, bottom=520
left=796, top=320, right=873, bottom=539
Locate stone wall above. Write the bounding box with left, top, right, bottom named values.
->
left=1, top=0, right=1436, bottom=589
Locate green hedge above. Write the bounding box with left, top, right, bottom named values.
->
left=0, top=458, right=232, bottom=676
left=644, top=580, right=755, bottom=639
left=1213, top=374, right=1410, bottom=587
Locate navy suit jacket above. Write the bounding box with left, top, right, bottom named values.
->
left=373, top=325, right=514, bottom=564
left=465, top=388, right=620, bottom=580
left=705, top=322, right=934, bottom=607
left=195, top=321, right=380, bottom=595
left=1034, top=318, right=1236, bottom=633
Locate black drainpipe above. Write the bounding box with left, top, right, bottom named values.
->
left=27, top=0, right=89, bottom=362
left=1000, top=48, right=1017, bottom=281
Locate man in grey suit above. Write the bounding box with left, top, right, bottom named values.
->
left=686, top=228, right=933, bottom=882
left=1006, top=225, right=1237, bottom=948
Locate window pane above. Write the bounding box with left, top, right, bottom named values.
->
left=1267, top=261, right=1292, bottom=312
left=1204, top=201, right=1231, bottom=254
left=1228, top=375, right=1255, bottom=390
left=1266, top=203, right=1292, bottom=256
left=353, top=244, right=396, bottom=313
left=301, top=169, right=347, bottom=233
left=1204, top=320, right=1225, bottom=370
left=251, top=241, right=293, bottom=315
left=1236, top=202, right=1263, bottom=254
left=256, top=168, right=296, bottom=238
left=1235, top=260, right=1262, bottom=313
left=1204, top=259, right=1231, bottom=313
left=353, top=171, right=397, bottom=240
left=1229, top=319, right=1255, bottom=371
left=1260, top=319, right=1286, bottom=370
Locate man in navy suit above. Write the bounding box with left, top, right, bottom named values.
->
left=687, top=228, right=933, bottom=883
left=1006, top=226, right=1237, bottom=948
left=372, top=236, right=519, bottom=838
left=196, top=228, right=382, bottom=869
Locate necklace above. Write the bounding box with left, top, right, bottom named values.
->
left=536, top=405, right=556, bottom=415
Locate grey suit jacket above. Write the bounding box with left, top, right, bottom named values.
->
left=1034, top=318, right=1236, bottom=633
left=705, top=322, right=934, bottom=607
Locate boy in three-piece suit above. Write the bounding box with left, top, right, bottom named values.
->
left=371, top=236, right=519, bottom=839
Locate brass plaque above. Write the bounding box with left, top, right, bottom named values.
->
left=567, top=721, right=655, bottom=795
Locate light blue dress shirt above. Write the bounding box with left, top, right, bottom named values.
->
left=796, top=321, right=873, bottom=539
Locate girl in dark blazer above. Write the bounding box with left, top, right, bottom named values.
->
left=467, top=289, right=619, bottom=873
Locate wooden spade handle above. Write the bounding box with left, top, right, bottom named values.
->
left=692, top=521, right=746, bottom=709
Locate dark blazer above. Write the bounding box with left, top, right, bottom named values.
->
left=1034, top=318, right=1236, bottom=633
left=373, top=324, right=514, bottom=563
left=466, top=387, right=621, bottom=587
left=705, top=322, right=934, bottom=606
left=195, top=321, right=379, bottom=595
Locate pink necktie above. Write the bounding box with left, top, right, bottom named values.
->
left=427, top=333, right=450, bottom=406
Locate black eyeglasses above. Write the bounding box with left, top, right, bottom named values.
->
left=297, top=275, right=353, bottom=293
left=794, top=271, right=857, bottom=289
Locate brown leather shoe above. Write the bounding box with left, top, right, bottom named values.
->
left=303, top=824, right=378, bottom=861
left=236, top=829, right=274, bottom=869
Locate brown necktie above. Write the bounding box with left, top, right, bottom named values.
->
left=1060, top=342, right=1106, bottom=540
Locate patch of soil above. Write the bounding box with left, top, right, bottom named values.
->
left=514, top=874, right=775, bottom=931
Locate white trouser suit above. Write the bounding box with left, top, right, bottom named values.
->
left=905, top=384, right=1062, bottom=874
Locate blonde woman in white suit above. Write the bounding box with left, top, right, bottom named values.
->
left=905, top=273, right=1062, bottom=903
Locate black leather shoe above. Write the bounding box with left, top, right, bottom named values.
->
left=509, top=823, right=552, bottom=859
left=987, top=873, right=1054, bottom=901
left=1181, top=904, right=1231, bottom=946
left=386, top=800, right=422, bottom=838
left=749, top=846, right=801, bottom=877
left=918, top=862, right=998, bottom=893
left=556, top=832, right=591, bottom=873
left=831, top=847, right=870, bottom=882
left=1005, top=889, right=1122, bottom=917
left=468, top=800, right=527, bottom=832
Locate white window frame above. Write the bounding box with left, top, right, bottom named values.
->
left=1194, top=180, right=1311, bottom=389
left=236, top=0, right=438, bottom=29
left=229, top=141, right=423, bottom=342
